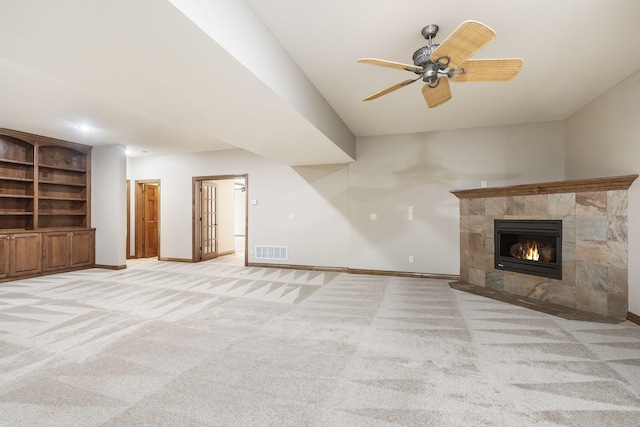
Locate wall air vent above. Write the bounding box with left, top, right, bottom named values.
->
left=255, top=245, right=288, bottom=261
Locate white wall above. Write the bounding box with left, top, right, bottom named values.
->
left=92, top=144, right=127, bottom=267
left=234, top=183, right=246, bottom=236
left=216, top=179, right=235, bottom=254
left=351, top=122, right=565, bottom=274
left=125, top=121, right=564, bottom=273
left=167, top=0, right=355, bottom=160
left=127, top=149, right=351, bottom=266
left=565, top=69, right=640, bottom=314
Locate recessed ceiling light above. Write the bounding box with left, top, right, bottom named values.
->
left=75, top=124, right=95, bottom=132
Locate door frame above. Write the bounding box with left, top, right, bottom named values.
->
left=135, top=179, right=161, bottom=259
left=126, top=179, right=130, bottom=259
left=192, top=174, right=248, bottom=264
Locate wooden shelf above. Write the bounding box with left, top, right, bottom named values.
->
left=0, top=158, right=34, bottom=166
left=39, top=196, right=85, bottom=202
left=38, top=163, right=86, bottom=173
left=0, top=176, right=34, bottom=182
left=451, top=174, right=640, bottom=199
left=0, top=212, right=34, bottom=215
left=0, top=194, right=34, bottom=199
left=39, top=212, right=86, bottom=216
left=0, top=129, right=91, bottom=235
left=39, top=180, right=86, bottom=187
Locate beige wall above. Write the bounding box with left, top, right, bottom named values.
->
left=126, top=121, right=564, bottom=274
left=565, top=69, right=640, bottom=314
left=215, top=179, right=236, bottom=254
left=92, top=144, right=127, bottom=267
left=351, top=122, right=565, bottom=273
left=127, top=149, right=351, bottom=266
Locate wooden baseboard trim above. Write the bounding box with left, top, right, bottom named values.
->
left=157, top=257, right=456, bottom=280
left=218, top=250, right=235, bottom=257
left=94, top=264, right=127, bottom=270
left=158, top=257, right=195, bottom=263
left=248, top=262, right=348, bottom=273
left=627, top=311, right=640, bottom=325
left=348, top=268, right=459, bottom=280
left=246, top=262, right=458, bottom=280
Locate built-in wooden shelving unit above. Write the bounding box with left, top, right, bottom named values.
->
left=0, top=128, right=94, bottom=281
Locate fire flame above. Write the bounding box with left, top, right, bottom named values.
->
left=512, top=241, right=540, bottom=261
left=523, top=242, right=539, bottom=261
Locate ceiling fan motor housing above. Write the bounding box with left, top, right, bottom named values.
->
left=412, top=44, right=438, bottom=67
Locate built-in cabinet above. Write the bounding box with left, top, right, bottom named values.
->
left=0, top=235, right=8, bottom=279
left=0, top=233, right=42, bottom=279
left=0, top=128, right=94, bottom=282
left=43, top=229, right=95, bottom=272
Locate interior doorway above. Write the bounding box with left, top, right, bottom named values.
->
left=198, top=180, right=218, bottom=261
left=135, top=180, right=160, bottom=258
left=193, top=174, right=247, bottom=264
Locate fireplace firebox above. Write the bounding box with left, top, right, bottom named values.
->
left=494, top=219, right=562, bottom=280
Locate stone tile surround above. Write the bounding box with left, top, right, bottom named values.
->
left=452, top=175, right=638, bottom=321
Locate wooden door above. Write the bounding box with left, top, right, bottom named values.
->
left=42, top=231, right=71, bottom=272
left=70, top=229, right=95, bottom=267
left=0, top=235, right=10, bottom=279
left=199, top=181, right=218, bottom=261
left=10, top=233, right=42, bottom=277
left=143, top=183, right=159, bottom=258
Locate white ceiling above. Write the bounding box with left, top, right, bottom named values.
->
left=1, top=0, right=639, bottom=165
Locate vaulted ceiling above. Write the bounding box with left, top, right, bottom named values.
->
left=1, top=0, right=638, bottom=166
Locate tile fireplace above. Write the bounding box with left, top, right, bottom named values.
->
left=451, top=175, right=638, bottom=322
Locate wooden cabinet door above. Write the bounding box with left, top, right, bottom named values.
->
left=70, top=230, right=95, bottom=267
left=43, top=232, right=71, bottom=272
left=143, top=184, right=159, bottom=257
left=10, top=233, right=42, bottom=277
left=0, top=235, right=10, bottom=279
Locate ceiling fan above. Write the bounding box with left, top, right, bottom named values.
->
left=358, top=20, right=523, bottom=108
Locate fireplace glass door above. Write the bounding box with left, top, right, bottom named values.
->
left=494, top=219, right=562, bottom=279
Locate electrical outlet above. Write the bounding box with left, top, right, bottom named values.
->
left=409, top=255, right=414, bottom=263
left=481, top=180, right=487, bottom=188
left=370, top=213, right=377, bottom=220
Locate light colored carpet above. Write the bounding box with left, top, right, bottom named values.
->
left=0, top=257, right=639, bottom=426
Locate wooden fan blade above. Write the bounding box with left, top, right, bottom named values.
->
left=451, top=59, right=523, bottom=82
left=421, top=78, right=452, bottom=108
left=363, top=79, right=418, bottom=101
left=430, top=21, right=496, bottom=68
left=358, top=58, right=423, bottom=73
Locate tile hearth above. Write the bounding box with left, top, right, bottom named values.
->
left=451, top=175, right=638, bottom=322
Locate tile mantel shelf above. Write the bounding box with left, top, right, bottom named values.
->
left=451, top=174, right=638, bottom=199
